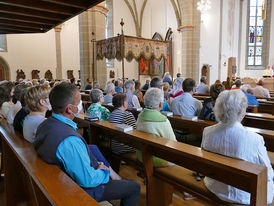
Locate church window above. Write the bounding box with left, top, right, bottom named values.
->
left=247, top=0, right=271, bottom=68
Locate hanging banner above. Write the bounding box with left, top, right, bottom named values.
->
left=96, top=35, right=168, bottom=61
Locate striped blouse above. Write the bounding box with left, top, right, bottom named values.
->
left=108, top=109, right=136, bottom=154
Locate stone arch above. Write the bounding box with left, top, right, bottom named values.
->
left=0, top=56, right=10, bottom=80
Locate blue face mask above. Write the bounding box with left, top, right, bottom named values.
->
left=73, top=100, right=83, bottom=117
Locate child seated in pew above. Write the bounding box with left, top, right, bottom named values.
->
left=136, top=88, right=177, bottom=167
left=23, top=85, right=51, bottom=143
left=202, top=89, right=274, bottom=205
left=108, top=94, right=136, bottom=155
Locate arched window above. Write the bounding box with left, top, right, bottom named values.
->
left=247, top=0, right=271, bottom=68
left=0, top=35, right=7, bottom=52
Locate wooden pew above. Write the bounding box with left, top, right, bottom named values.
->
left=0, top=120, right=99, bottom=206
left=258, top=102, right=274, bottom=115
left=168, top=115, right=274, bottom=152
left=86, top=120, right=268, bottom=206
left=103, top=103, right=273, bottom=136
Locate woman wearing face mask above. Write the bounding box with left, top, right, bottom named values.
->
left=23, top=85, right=51, bottom=143
left=86, top=89, right=110, bottom=121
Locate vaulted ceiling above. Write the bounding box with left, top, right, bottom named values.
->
left=0, top=0, right=104, bottom=34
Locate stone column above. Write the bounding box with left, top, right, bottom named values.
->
left=178, top=0, right=201, bottom=82
left=79, top=11, right=92, bottom=89
left=54, top=26, right=63, bottom=80
left=79, top=5, right=108, bottom=89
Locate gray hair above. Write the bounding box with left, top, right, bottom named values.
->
left=90, top=89, right=103, bottom=103
left=104, top=82, right=115, bottom=94
left=125, top=80, right=135, bottom=90
left=144, top=88, right=164, bottom=109
left=214, top=90, right=248, bottom=124
left=240, top=84, right=250, bottom=92
left=150, top=77, right=163, bottom=88
left=200, top=76, right=207, bottom=83
left=93, top=81, right=100, bottom=89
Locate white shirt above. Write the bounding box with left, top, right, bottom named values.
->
left=196, top=82, right=209, bottom=94
left=23, top=115, right=46, bottom=143
left=253, top=85, right=270, bottom=98
left=132, top=95, right=141, bottom=108
left=7, top=101, right=22, bottom=124
left=202, top=122, right=274, bottom=204
left=0, top=101, right=13, bottom=119
left=263, top=69, right=273, bottom=77
left=171, top=92, right=202, bottom=117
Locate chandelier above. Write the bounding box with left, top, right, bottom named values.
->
left=197, top=0, right=211, bottom=13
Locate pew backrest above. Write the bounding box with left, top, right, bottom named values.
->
left=88, top=120, right=268, bottom=206
left=0, top=120, right=99, bottom=206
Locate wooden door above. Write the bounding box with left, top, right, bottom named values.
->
left=0, top=64, right=5, bottom=80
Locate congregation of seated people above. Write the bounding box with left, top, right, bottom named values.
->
left=0, top=74, right=273, bottom=205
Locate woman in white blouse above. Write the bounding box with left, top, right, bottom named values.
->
left=201, top=89, right=274, bottom=205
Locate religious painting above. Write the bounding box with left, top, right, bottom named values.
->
left=16, top=69, right=25, bottom=81
left=109, top=70, right=115, bottom=78
left=139, top=57, right=150, bottom=75
left=31, top=70, right=40, bottom=79
left=150, top=58, right=164, bottom=76
left=67, top=70, right=74, bottom=79
left=44, top=70, right=53, bottom=80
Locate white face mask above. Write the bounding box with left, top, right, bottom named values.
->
left=73, top=100, right=83, bottom=117
left=47, top=104, right=52, bottom=111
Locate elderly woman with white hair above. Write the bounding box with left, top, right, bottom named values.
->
left=86, top=89, right=110, bottom=121
left=163, top=72, right=172, bottom=86
left=201, top=90, right=274, bottom=205
left=125, top=80, right=140, bottom=108
left=104, top=82, right=115, bottom=105
left=136, top=88, right=177, bottom=167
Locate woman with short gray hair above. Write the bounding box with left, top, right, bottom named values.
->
left=104, top=82, right=115, bottom=105
left=125, top=80, right=140, bottom=108
left=86, top=89, right=110, bottom=120
left=136, top=88, right=176, bottom=167
left=202, top=89, right=274, bottom=204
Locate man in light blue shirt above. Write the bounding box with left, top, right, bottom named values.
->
left=171, top=78, right=202, bottom=117
left=34, top=83, right=140, bottom=205
left=196, top=76, right=209, bottom=94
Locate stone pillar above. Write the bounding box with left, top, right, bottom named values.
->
left=54, top=26, right=63, bottom=80
left=178, top=0, right=201, bottom=82
left=79, top=4, right=108, bottom=89
left=79, top=11, right=92, bottom=88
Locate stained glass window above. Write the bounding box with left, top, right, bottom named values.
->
left=248, top=0, right=264, bottom=66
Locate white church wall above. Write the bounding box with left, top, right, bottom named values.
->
left=112, top=0, right=179, bottom=85
left=0, top=16, right=80, bottom=81
left=0, top=30, right=56, bottom=81
left=220, top=0, right=240, bottom=81
left=199, top=0, right=221, bottom=85
left=60, top=16, right=81, bottom=80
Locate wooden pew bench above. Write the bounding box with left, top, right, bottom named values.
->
left=168, top=115, right=274, bottom=152
left=0, top=120, right=99, bottom=206
left=87, top=120, right=268, bottom=206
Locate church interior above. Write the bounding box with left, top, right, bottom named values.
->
left=0, top=0, right=273, bottom=206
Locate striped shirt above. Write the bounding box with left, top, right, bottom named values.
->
left=108, top=109, right=136, bottom=154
